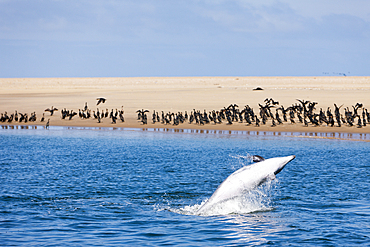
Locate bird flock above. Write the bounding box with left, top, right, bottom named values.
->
left=1, top=97, right=370, bottom=129
left=0, top=98, right=124, bottom=126
left=136, top=99, right=370, bottom=128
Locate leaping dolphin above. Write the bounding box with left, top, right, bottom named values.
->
left=197, top=155, right=295, bottom=214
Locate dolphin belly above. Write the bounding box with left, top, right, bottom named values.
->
left=197, top=155, right=295, bottom=214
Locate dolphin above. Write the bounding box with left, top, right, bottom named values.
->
left=197, top=155, right=295, bottom=214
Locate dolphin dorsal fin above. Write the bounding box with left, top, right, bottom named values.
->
left=252, top=155, right=265, bottom=163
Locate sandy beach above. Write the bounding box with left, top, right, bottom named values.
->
left=1, top=76, right=370, bottom=136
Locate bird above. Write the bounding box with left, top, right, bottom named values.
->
left=264, top=98, right=279, bottom=105
left=96, top=98, right=106, bottom=105
left=45, top=119, right=50, bottom=129
left=136, top=109, right=149, bottom=120
left=45, top=106, right=58, bottom=116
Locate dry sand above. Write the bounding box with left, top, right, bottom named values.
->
left=1, top=76, right=370, bottom=139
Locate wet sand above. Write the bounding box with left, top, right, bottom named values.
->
left=1, top=76, right=370, bottom=136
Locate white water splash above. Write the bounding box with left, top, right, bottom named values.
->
left=168, top=180, right=277, bottom=216
left=157, top=153, right=281, bottom=216
left=229, top=153, right=254, bottom=170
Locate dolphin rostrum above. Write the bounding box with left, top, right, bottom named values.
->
left=197, top=155, right=295, bottom=214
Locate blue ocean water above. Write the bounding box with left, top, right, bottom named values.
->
left=0, top=127, right=369, bottom=246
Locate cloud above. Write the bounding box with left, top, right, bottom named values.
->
left=1, top=0, right=369, bottom=42
left=191, top=0, right=370, bottom=40
left=0, top=0, right=369, bottom=77
left=197, top=2, right=305, bottom=35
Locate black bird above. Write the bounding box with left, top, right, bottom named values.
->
left=136, top=109, right=149, bottom=120
left=96, top=98, right=106, bottom=105
left=45, top=106, right=58, bottom=116
left=69, top=111, right=77, bottom=120
left=264, top=98, right=279, bottom=105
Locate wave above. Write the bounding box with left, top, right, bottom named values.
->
left=159, top=180, right=277, bottom=216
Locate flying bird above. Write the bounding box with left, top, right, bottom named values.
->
left=96, top=98, right=106, bottom=105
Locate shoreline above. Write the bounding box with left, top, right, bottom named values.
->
left=3, top=111, right=370, bottom=134
left=2, top=123, right=370, bottom=142
left=1, top=76, right=370, bottom=137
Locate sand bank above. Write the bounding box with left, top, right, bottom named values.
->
left=1, top=76, right=370, bottom=136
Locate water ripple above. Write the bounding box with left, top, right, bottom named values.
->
left=0, top=128, right=369, bottom=246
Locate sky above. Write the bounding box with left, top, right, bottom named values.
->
left=0, top=0, right=369, bottom=78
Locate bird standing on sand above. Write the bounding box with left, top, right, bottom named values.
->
left=96, top=98, right=106, bottom=105
left=136, top=109, right=149, bottom=120
left=46, top=119, right=50, bottom=129
left=45, top=106, right=58, bottom=116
